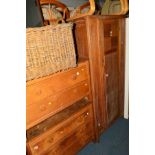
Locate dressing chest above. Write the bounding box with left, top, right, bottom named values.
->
left=26, top=59, right=95, bottom=154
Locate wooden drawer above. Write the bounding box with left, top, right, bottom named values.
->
left=27, top=80, right=90, bottom=129
left=46, top=122, right=93, bottom=155
left=27, top=62, right=89, bottom=107
left=103, top=20, right=119, bottom=37
left=28, top=104, right=93, bottom=155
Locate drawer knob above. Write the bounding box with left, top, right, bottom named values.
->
left=105, top=73, right=109, bottom=77
left=72, top=72, right=80, bottom=80
left=81, top=68, right=84, bottom=71
left=98, top=123, right=101, bottom=127
left=110, top=30, right=113, bottom=36
left=33, top=145, right=39, bottom=150
left=48, top=102, right=52, bottom=105
left=84, top=83, right=88, bottom=86
left=60, top=130, right=64, bottom=134
left=84, top=96, right=88, bottom=101
left=85, top=112, right=89, bottom=117
left=76, top=72, right=80, bottom=75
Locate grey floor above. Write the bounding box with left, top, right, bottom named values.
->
left=78, top=117, right=129, bottom=155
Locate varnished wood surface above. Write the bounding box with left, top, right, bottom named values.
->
left=27, top=80, right=90, bottom=129
left=73, top=15, right=126, bottom=138
left=45, top=122, right=93, bottom=155
left=26, top=60, right=91, bottom=129
left=27, top=102, right=94, bottom=155
left=26, top=59, right=95, bottom=154
left=26, top=65, right=88, bottom=106
left=118, top=19, right=126, bottom=116
left=27, top=98, right=90, bottom=140
left=105, top=52, right=119, bottom=124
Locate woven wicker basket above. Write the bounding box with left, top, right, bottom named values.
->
left=26, top=23, right=76, bottom=81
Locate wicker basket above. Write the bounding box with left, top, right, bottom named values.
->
left=26, top=23, right=76, bottom=81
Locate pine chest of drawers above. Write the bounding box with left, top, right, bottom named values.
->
left=26, top=59, right=95, bottom=154
left=27, top=100, right=94, bottom=155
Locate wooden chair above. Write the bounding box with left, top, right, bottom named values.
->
left=36, top=0, right=70, bottom=25
left=36, top=0, right=95, bottom=24
left=66, top=0, right=96, bottom=21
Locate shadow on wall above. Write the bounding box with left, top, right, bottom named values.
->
left=26, top=0, right=89, bottom=28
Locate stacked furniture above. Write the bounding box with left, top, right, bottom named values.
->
left=74, top=15, right=126, bottom=139
left=26, top=13, right=126, bottom=154
left=26, top=59, right=95, bottom=154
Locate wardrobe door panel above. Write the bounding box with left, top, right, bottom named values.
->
left=105, top=51, right=119, bottom=125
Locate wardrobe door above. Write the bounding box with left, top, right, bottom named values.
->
left=105, top=51, right=119, bottom=125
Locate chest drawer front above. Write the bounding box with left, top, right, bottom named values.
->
left=27, top=80, right=90, bottom=129
left=47, top=122, right=93, bottom=155
left=28, top=104, right=93, bottom=155
left=27, top=65, right=88, bottom=106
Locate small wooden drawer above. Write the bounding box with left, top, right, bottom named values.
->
left=103, top=20, right=119, bottom=37
left=27, top=62, right=89, bottom=107
left=27, top=80, right=90, bottom=129
left=28, top=104, right=93, bottom=155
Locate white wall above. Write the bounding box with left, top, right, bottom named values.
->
left=124, top=18, right=129, bottom=119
